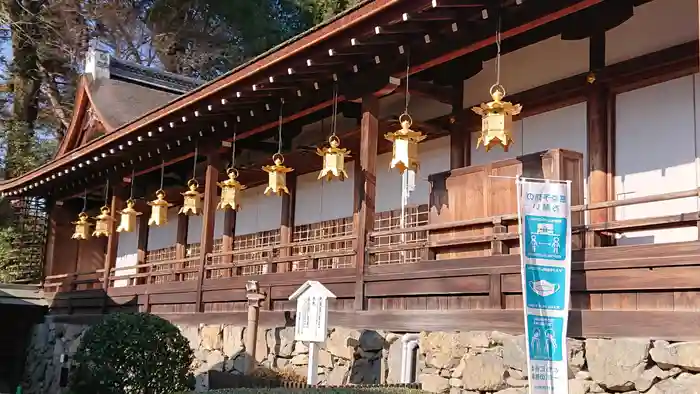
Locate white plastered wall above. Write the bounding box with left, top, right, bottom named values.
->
left=610, top=0, right=700, bottom=245
left=235, top=184, right=283, bottom=235
left=114, top=218, right=139, bottom=288
left=147, top=208, right=179, bottom=250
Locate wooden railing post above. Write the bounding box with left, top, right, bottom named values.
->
left=491, top=217, right=509, bottom=255
left=353, top=94, right=379, bottom=310
left=195, top=152, right=222, bottom=312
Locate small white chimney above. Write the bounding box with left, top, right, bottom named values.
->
left=84, top=47, right=110, bottom=80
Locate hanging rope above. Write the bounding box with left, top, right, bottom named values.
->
left=82, top=189, right=87, bottom=212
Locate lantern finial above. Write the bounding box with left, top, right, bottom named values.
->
left=117, top=198, right=142, bottom=233
left=148, top=189, right=173, bottom=226
left=384, top=113, right=426, bottom=174
left=472, top=84, right=522, bottom=152
left=71, top=212, right=91, bottom=240
left=218, top=168, right=246, bottom=211
left=263, top=153, right=294, bottom=196
left=92, top=205, right=114, bottom=237
left=179, top=179, right=203, bottom=216
left=317, top=135, right=350, bottom=182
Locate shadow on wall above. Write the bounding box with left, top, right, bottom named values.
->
left=188, top=326, right=390, bottom=391
left=0, top=287, right=47, bottom=394
left=21, top=288, right=140, bottom=394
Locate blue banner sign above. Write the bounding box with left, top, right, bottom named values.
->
left=517, top=178, right=572, bottom=394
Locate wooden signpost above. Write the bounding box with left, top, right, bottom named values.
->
left=289, top=280, right=336, bottom=385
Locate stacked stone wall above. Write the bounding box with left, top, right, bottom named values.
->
left=21, top=321, right=700, bottom=394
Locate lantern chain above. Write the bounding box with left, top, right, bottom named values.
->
left=103, top=178, right=110, bottom=207
left=403, top=48, right=411, bottom=114
left=192, top=141, right=199, bottom=180
left=82, top=189, right=87, bottom=212
left=231, top=124, right=237, bottom=168
left=331, top=84, right=338, bottom=138
left=159, top=160, right=165, bottom=190
left=129, top=168, right=135, bottom=200
left=495, top=15, right=502, bottom=86
left=277, top=98, right=285, bottom=155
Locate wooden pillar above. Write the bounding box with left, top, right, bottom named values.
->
left=279, top=174, right=297, bottom=273
left=450, top=82, right=466, bottom=170
left=222, top=209, right=236, bottom=271
left=102, top=191, right=123, bottom=289
left=586, top=32, right=614, bottom=247
left=353, top=95, right=379, bottom=310
left=175, top=212, right=189, bottom=259
left=42, top=201, right=58, bottom=281
left=195, top=152, right=222, bottom=312
left=136, top=208, right=149, bottom=285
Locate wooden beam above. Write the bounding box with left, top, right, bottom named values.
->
left=586, top=32, right=614, bottom=247
left=353, top=95, right=379, bottom=310
left=103, top=192, right=123, bottom=289
left=195, top=153, right=222, bottom=312
left=407, top=80, right=455, bottom=105
left=279, top=174, right=297, bottom=273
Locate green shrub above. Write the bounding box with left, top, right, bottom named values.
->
left=69, top=312, right=194, bottom=394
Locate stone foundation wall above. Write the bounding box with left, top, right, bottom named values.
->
left=21, top=320, right=700, bottom=394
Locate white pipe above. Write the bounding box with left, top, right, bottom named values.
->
left=400, top=333, right=420, bottom=383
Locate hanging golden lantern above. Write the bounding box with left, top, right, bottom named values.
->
left=92, top=206, right=114, bottom=237
left=217, top=168, right=246, bottom=211
left=179, top=179, right=203, bottom=216
left=317, top=135, right=351, bottom=182
left=148, top=189, right=173, bottom=226
left=472, top=84, right=522, bottom=152
left=117, top=199, right=142, bottom=233
left=263, top=153, right=294, bottom=196
left=71, top=212, right=91, bottom=240
left=384, top=113, right=426, bottom=174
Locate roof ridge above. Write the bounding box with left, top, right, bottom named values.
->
left=109, top=57, right=206, bottom=94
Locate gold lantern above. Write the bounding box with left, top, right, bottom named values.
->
left=317, top=135, right=351, bottom=181
left=472, top=84, right=522, bottom=152
left=179, top=179, right=203, bottom=216
left=217, top=168, right=246, bottom=211
left=71, top=212, right=91, bottom=240
left=92, top=206, right=114, bottom=237
left=148, top=189, right=173, bottom=226
left=384, top=113, right=426, bottom=174
left=263, top=153, right=294, bottom=196
left=117, top=199, right=142, bottom=233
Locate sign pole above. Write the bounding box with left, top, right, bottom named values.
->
left=289, top=280, right=337, bottom=387
left=517, top=177, right=572, bottom=394
left=307, top=341, right=319, bottom=385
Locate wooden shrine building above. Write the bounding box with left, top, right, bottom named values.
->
left=3, top=0, right=700, bottom=339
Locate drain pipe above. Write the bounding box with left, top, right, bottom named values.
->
left=400, top=333, right=420, bottom=383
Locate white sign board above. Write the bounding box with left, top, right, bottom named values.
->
left=289, top=280, right=336, bottom=343
left=517, top=178, right=572, bottom=394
